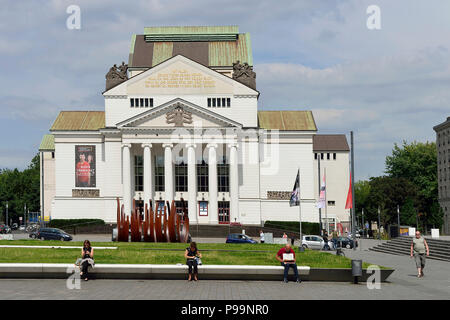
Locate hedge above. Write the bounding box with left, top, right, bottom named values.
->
left=264, top=221, right=320, bottom=235
left=48, top=219, right=105, bottom=229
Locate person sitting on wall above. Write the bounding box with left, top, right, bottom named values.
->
left=185, top=241, right=202, bottom=281
left=276, top=243, right=301, bottom=284
left=80, top=240, right=94, bottom=281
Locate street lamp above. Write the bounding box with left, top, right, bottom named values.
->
left=5, top=202, right=8, bottom=227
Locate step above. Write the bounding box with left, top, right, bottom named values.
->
left=369, top=247, right=450, bottom=262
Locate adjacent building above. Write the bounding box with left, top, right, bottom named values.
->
left=434, top=117, right=450, bottom=235
left=39, top=26, right=350, bottom=226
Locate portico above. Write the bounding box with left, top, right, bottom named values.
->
left=121, top=139, right=239, bottom=225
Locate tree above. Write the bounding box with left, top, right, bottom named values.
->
left=401, top=197, right=417, bottom=226
left=0, top=154, right=40, bottom=224
left=355, top=180, right=370, bottom=226
left=365, top=176, right=418, bottom=227
left=385, top=141, right=440, bottom=229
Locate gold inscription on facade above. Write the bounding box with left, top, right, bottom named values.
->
left=145, top=69, right=215, bottom=88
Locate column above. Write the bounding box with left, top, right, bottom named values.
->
left=163, top=143, right=174, bottom=203
left=122, top=144, right=132, bottom=215
left=229, top=143, right=239, bottom=223
left=187, top=144, right=197, bottom=224
left=208, top=144, right=218, bottom=224
left=142, top=143, right=153, bottom=208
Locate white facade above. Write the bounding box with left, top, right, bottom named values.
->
left=43, top=55, right=349, bottom=226
left=313, top=150, right=351, bottom=231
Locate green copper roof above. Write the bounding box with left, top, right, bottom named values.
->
left=39, top=134, right=55, bottom=151
left=258, top=111, right=317, bottom=131
left=144, top=26, right=239, bottom=35
left=129, top=26, right=252, bottom=68
left=50, top=111, right=105, bottom=131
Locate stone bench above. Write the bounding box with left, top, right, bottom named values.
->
left=0, top=263, right=309, bottom=281
left=0, top=263, right=394, bottom=282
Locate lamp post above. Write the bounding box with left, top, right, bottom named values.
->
left=378, top=206, right=381, bottom=242
left=5, top=202, right=8, bottom=227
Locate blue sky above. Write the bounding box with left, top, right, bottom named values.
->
left=1, top=0, right=449, bottom=181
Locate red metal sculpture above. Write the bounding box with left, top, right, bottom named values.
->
left=116, top=197, right=189, bottom=243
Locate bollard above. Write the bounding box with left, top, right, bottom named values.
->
left=351, top=259, right=362, bottom=284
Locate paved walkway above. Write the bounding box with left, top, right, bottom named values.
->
left=0, top=275, right=448, bottom=300
left=337, top=244, right=450, bottom=299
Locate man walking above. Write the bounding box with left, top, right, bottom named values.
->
left=260, top=230, right=265, bottom=244
left=410, top=230, right=429, bottom=278
left=276, top=243, right=301, bottom=283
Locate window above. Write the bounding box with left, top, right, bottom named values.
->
left=130, top=98, right=153, bottom=108
left=52, top=152, right=55, bottom=159
left=218, top=201, right=230, bottom=224
left=199, top=201, right=208, bottom=216
left=154, top=156, right=165, bottom=192
left=207, top=97, right=231, bottom=108
left=197, top=161, right=209, bottom=192
left=328, top=201, right=335, bottom=206
left=156, top=201, right=165, bottom=215
left=218, top=163, right=229, bottom=192
left=327, top=153, right=330, bottom=160
left=134, top=155, right=143, bottom=192
left=175, top=162, right=188, bottom=192
left=314, top=153, right=318, bottom=160
left=175, top=201, right=188, bottom=222
left=321, top=153, right=324, bottom=160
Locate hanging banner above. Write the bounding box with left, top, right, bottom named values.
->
left=75, top=145, right=96, bottom=188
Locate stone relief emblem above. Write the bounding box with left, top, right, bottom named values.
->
left=105, top=61, right=128, bottom=90
left=232, top=60, right=256, bottom=90
left=166, top=107, right=193, bottom=127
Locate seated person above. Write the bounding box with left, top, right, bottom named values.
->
left=185, top=241, right=202, bottom=281
left=276, top=243, right=301, bottom=283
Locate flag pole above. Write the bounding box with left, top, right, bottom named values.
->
left=324, top=167, right=329, bottom=234
left=351, top=131, right=356, bottom=250
left=298, top=167, right=302, bottom=247
left=318, top=156, right=322, bottom=235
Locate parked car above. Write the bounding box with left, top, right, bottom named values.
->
left=226, top=233, right=257, bottom=244
left=334, top=236, right=358, bottom=249
left=19, top=225, right=26, bottom=231
left=301, top=235, right=332, bottom=250
left=30, top=228, right=72, bottom=241
left=0, top=224, right=11, bottom=234
left=11, top=223, right=18, bottom=230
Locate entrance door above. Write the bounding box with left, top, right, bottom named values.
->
left=218, top=201, right=230, bottom=224
left=175, top=201, right=188, bottom=223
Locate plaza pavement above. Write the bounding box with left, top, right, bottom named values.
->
left=2, top=235, right=449, bottom=300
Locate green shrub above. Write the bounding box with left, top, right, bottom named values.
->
left=264, top=221, right=320, bottom=235
left=48, top=219, right=105, bottom=229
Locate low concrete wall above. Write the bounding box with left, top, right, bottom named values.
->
left=0, top=263, right=394, bottom=282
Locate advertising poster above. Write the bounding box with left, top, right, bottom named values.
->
left=75, top=145, right=96, bottom=188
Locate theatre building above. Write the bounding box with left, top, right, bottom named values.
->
left=39, top=26, right=350, bottom=226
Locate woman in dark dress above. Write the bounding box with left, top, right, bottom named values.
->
left=80, top=240, right=94, bottom=281
left=184, top=242, right=202, bottom=281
